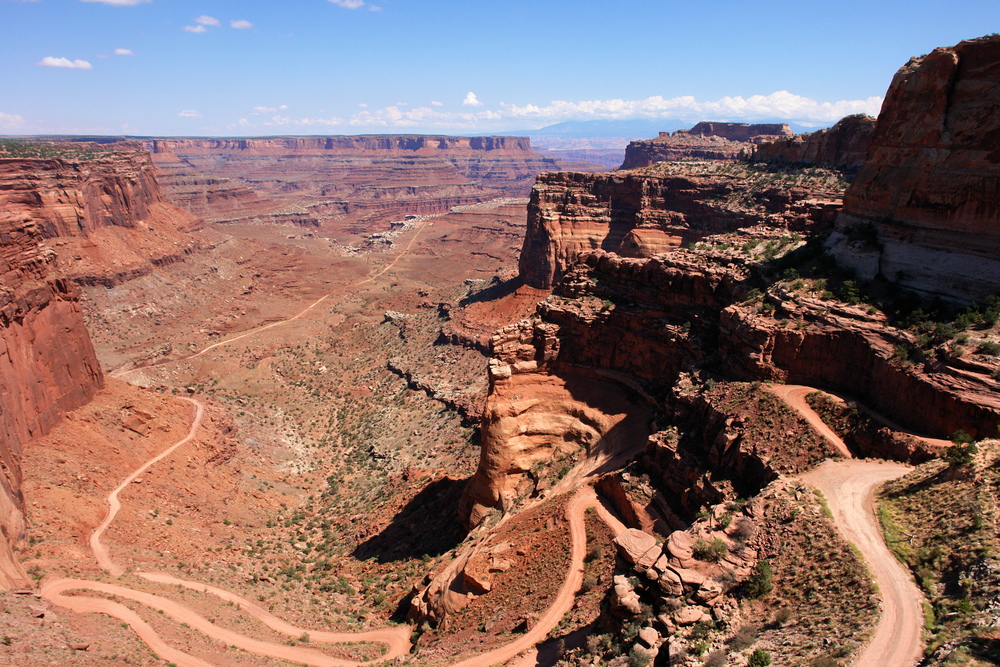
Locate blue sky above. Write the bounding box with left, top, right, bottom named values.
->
left=2, top=0, right=998, bottom=137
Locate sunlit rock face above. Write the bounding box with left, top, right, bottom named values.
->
left=828, top=35, right=1000, bottom=302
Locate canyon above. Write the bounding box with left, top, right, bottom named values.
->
left=146, top=136, right=580, bottom=231
left=0, top=33, right=999, bottom=667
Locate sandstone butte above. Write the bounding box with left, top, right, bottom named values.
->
left=828, top=35, right=1000, bottom=302
left=747, top=113, right=877, bottom=170
left=620, top=121, right=794, bottom=169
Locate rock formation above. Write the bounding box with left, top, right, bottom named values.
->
left=747, top=114, right=876, bottom=169
left=518, top=166, right=844, bottom=289
left=0, top=142, right=201, bottom=287
left=146, top=136, right=561, bottom=229
left=827, top=35, right=1000, bottom=302
left=0, top=159, right=106, bottom=586
left=621, top=122, right=793, bottom=169
left=0, top=140, right=198, bottom=587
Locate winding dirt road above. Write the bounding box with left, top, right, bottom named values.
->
left=453, top=485, right=625, bottom=667
left=767, top=384, right=854, bottom=458
left=41, top=397, right=412, bottom=667
left=801, top=460, right=923, bottom=667
left=772, top=383, right=925, bottom=667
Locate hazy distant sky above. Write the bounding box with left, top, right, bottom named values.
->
left=2, top=0, right=998, bottom=136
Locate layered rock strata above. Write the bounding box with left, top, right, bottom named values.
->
left=147, top=136, right=561, bottom=227
left=462, top=249, right=1000, bottom=527
left=748, top=114, right=876, bottom=169
left=621, top=122, right=793, bottom=169
left=518, top=167, right=844, bottom=288
left=0, top=194, right=104, bottom=588
left=0, top=144, right=201, bottom=286
left=827, top=35, right=1000, bottom=302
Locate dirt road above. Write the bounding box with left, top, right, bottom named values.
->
left=42, top=396, right=412, bottom=666
left=455, top=485, right=625, bottom=667
left=801, top=459, right=923, bottom=667
left=766, top=384, right=853, bottom=458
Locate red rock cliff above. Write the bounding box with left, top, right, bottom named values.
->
left=827, top=35, right=1000, bottom=302
left=0, top=144, right=200, bottom=287
left=0, top=194, right=104, bottom=588
left=621, top=123, right=794, bottom=169
left=748, top=114, right=876, bottom=169
left=518, top=166, right=844, bottom=288
left=147, top=135, right=559, bottom=227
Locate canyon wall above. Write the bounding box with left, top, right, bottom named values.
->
left=463, top=248, right=1000, bottom=525
left=0, top=142, right=197, bottom=586
left=147, top=135, right=560, bottom=227
left=621, top=122, right=794, bottom=169
left=748, top=114, right=876, bottom=169
left=827, top=35, right=1000, bottom=302
left=0, top=144, right=201, bottom=287
left=518, top=167, right=843, bottom=288
left=0, top=183, right=105, bottom=587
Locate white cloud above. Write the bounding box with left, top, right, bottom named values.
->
left=369, top=4, right=382, bottom=10
left=329, top=0, right=365, bottom=8
left=230, top=19, right=253, bottom=29
left=430, top=101, right=443, bottom=107
left=81, top=0, right=150, bottom=5
left=178, top=110, right=202, bottom=118
left=492, top=91, right=883, bottom=124
left=195, top=15, right=220, bottom=26
left=37, top=56, right=93, bottom=70
left=183, top=25, right=207, bottom=33
left=462, top=92, right=483, bottom=107
left=357, top=103, right=368, bottom=108
left=114, top=48, right=134, bottom=56
left=251, top=105, right=288, bottom=114
left=0, top=112, right=25, bottom=130
left=228, top=114, right=345, bottom=131
left=340, top=91, right=883, bottom=133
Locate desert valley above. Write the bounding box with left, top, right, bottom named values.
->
left=2, top=30, right=1000, bottom=667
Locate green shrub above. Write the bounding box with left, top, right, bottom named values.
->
left=978, top=341, right=1000, bottom=356
left=745, top=560, right=774, bottom=598
left=748, top=649, right=772, bottom=667
left=693, top=537, right=728, bottom=562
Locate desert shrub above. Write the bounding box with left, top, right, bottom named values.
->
left=944, top=441, right=978, bottom=467
left=745, top=560, right=774, bottom=598
left=693, top=537, right=728, bottom=562
left=951, top=429, right=974, bottom=444
left=748, top=649, right=772, bottom=667
left=704, top=651, right=727, bottom=667
left=979, top=341, right=1000, bottom=356
left=810, top=657, right=840, bottom=667
left=728, top=626, right=758, bottom=650
left=628, top=645, right=653, bottom=667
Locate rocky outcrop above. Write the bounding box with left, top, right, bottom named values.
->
left=518, top=167, right=844, bottom=288
left=146, top=135, right=561, bottom=228
left=827, top=35, right=1000, bottom=302
left=748, top=114, right=876, bottom=169
left=686, top=122, right=794, bottom=143
left=0, top=191, right=104, bottom=588
left=462, top=248, right=1000, bottom=526
left=621, top=123, right=794, bottom=169
left=0, top=144, right=201, bottom=287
